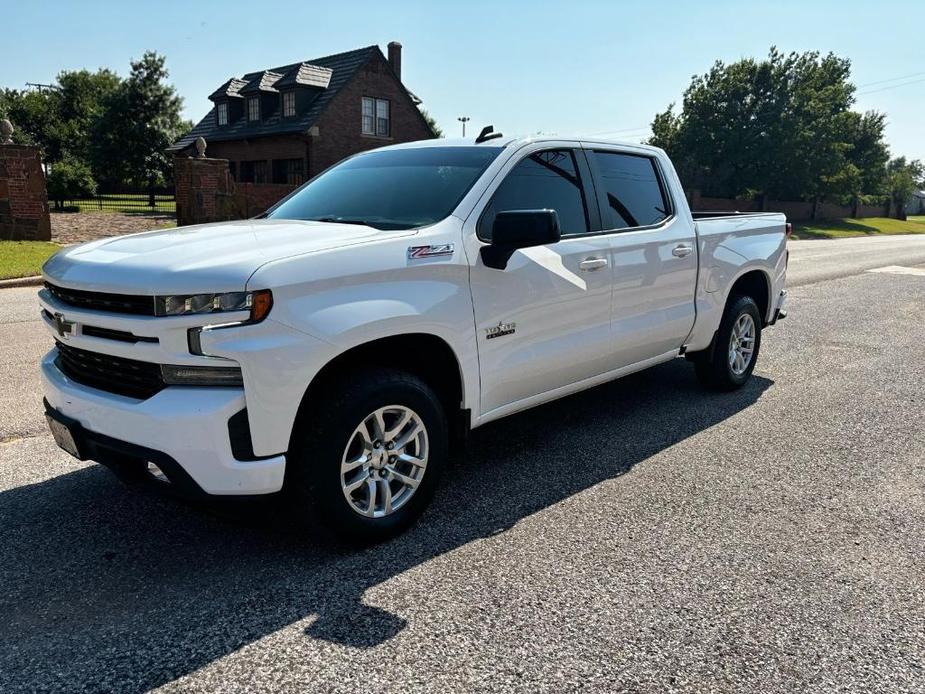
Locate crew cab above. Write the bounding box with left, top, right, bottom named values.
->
left=39, top=134, right=788, bottom=541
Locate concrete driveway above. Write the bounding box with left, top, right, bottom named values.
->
left=1, top=236, right=924, bottom=692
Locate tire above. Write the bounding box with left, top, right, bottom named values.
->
left=693, top=294, right=762, bottom=391
left=288, top=368, right=447, bottom=543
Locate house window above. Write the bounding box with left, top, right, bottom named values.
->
left=362, top=97, right=390, bottom=136
left=247, top=96, right=260, bottom=122
left=273, top=158, right=305, bottom=185
left=282, top=91, right=296, bottom=118
left=240, top=160, right=268, bottom=184
left=216, top=102, right=228, bottom=126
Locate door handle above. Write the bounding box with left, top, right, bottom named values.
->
left=579, top=257, right=608, bottom=271
left=672, top=244, right=693, bottom=258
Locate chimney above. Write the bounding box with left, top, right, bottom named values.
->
left=387, top=41, right=402, bottom=81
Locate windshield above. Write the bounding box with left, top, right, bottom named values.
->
left=267, top=146, right=503, bottom=230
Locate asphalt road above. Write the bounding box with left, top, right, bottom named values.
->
left=1, top=238, right=924, bottom=692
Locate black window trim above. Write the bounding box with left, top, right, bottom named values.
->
left=247, top=95, right=261, bottom=122
left=215, top=101, right=229, bottom=127
left=281, top=90, right=297, bottom=118
left=584, top=147, right=676, bottom=235
left=476, top=146, right=601, bottom=242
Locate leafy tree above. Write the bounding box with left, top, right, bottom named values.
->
left=419, top=107, right=443, bottom=138
left=647, top=48, right=890, bottom=206
left=91, top=52, right=191, bottom=188
left=0, top=71, right=120, bottom=166
left=47, top=157, right=97, bottom=209
left=886, top=157, right=925, bottom=220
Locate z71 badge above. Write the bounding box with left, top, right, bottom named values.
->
left=485, top=321, right=516, bottom=339
left=407, top=243, right=455, bottom=260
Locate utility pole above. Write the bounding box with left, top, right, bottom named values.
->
left=457, top=116, right=470, bottom=137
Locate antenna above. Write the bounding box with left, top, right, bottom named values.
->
left=475, top=125, right=503, bottom=144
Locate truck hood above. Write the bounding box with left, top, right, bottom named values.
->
left=43, top=219, right=395, bottom=294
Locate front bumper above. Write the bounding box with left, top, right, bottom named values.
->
left=42, top=350, right=286, bottom=495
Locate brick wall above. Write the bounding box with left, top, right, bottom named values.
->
left=311, top=52, right=435, bottom=176
left=205, top=135, right=311, bottom=179
left=0, top=144, right=51, bottom=241
left=174, top=156, right=295, bottom=226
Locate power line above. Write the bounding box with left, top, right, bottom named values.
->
left=856, top=76, right=925, bottom=96
left=856, top=71, right=925, bottom=88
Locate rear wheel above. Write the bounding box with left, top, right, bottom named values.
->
left=288, top=368, right=447, bottom=543
left=693, top=294, right=762, bottom=390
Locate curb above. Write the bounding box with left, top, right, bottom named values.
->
left=0, top=275, right=43, bottom=289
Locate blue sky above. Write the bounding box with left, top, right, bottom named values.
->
left=3, top=0, right=923, bottom=160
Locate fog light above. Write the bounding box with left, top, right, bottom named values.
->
left=161, top=364, right=244, bottom=387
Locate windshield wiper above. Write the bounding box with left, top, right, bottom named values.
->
left=312, top=216, right=375, bottom=226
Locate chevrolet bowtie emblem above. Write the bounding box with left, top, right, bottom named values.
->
left=53, top=312, right=75, bottom=339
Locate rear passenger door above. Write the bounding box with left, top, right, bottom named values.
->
left=584, top=147, right=698, bottom=366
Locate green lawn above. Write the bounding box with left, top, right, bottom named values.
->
left=0, top=241, right=60, bottom=280
left=791, top=216, right=925, bottom=240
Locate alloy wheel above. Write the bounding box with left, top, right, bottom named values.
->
left=340, top=405, right=429, bottom=518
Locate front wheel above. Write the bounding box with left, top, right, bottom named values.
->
left=288, top=368, right=447, bottom=543
left=693, top=294, right=762, bottom=390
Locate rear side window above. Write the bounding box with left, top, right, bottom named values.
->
left=480, top=149, right=589, bottom=239
left=591, top=151, right=671, bottom=230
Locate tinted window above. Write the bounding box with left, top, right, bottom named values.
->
left=592, top=151, right=670, bottom=229
left=268, top=147, right=501, bottom=230
left=480, top=149, right=589, bottom=239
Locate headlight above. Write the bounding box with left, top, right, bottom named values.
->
left=156, top=289, right=273, bottom=321
left=161, top=364, right=244, bottom=387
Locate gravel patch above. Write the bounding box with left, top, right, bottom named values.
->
left=51, top=212, right=175, bottom=245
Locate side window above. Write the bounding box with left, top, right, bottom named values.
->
left=591, top=151, right=670, bottom=230
left=480, top=149, right=589, bottom=240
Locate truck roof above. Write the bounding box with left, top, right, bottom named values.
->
left=383, top=135, right=664, bottom=155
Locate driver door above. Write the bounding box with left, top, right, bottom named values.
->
left=466, top=146, right=615, bottom=417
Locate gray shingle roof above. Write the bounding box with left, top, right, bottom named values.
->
left=208, top=78, right=247, bottom=101
left=239, top=70, right=283, bottom=94
left=275, top=63, right=333, bottom=90
left=170, top=45, right=379, bottom=152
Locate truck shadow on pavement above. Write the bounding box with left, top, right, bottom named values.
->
left=0, top=360, right=772, bottom=692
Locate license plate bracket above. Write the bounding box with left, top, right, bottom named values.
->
left=46, top=411, right=83, bottom=460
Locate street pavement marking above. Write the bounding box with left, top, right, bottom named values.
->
left=866, top=265, right=925, bottom=277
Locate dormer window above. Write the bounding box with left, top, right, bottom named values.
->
left=216, top=102, right=229, bottom=126
left=247, top=96, right=260, bottom=122
left=282, top=91, right=296, bottom=118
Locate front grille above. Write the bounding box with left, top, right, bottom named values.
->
left=46, top=282, right=156, bottom=316
left=55, top=341, right=165, bottom=400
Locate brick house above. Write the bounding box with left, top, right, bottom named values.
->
left=169, top=42, right=435, bottom=184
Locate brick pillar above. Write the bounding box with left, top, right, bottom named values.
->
left=174, top=155, right=237, bottom=226
left=0, top=136, right=51, bottom=241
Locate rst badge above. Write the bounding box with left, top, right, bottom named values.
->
left=407, top=243, right=455, bottom=260
left=485, top=321, right=516, bottom=340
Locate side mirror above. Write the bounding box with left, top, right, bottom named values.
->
left=481, top=209, right=561, bottom=270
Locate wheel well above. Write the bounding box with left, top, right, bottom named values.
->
left=300, top=333, right=465, bottom=425
left=729, top=270, right=770, bottom=323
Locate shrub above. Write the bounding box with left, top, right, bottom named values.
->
left=47, top=158, right=97, bottom=209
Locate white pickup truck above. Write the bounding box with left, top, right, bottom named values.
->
left=40, top=133, right=788, bottom=541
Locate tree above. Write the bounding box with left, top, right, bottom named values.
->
left=91, top=52, right=191, bottom=189
left=646, top=48, right=890, bottom=205
left=419, top=107, right=443, bottom=138
left=886, top=157, right=924, bottom=220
